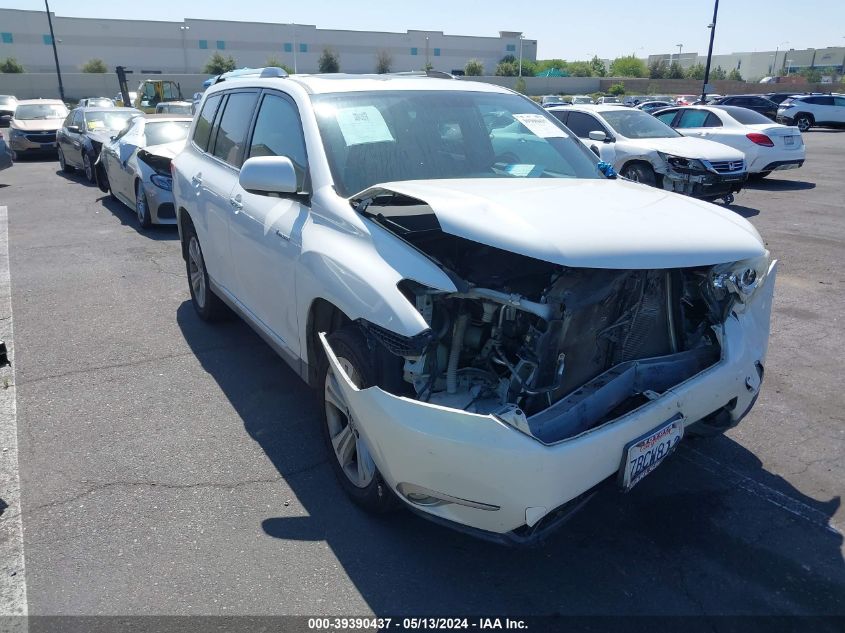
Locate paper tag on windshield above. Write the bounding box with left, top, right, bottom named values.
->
left=336, top=106, right=394, bottom=146
left=513, top=113, right=568, bottom=138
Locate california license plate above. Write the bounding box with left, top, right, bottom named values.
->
left=619, top=416, right=684, bottom=491
left=784, top=136, right=795, bottom=146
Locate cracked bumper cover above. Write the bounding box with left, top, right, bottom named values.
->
left=661, top=167, right=747, bottom=198
left=320, top=262, right=777, bottom=538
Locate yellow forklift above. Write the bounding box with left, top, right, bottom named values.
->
left=115, top=66, right=183, bottom=113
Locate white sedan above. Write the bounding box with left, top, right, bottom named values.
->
left=653, top=105, right=805, bottom=177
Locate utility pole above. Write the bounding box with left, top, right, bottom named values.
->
left=44, top=0, right=65, bottom=101
left=518, top=33, right=524, bottom=77
left=700, top=0, right=719, bottom=103
left=292, top=24, right=298, bottom=73
left=179, top=25, right=190, bottom=73
left=676, top=43, right=683, bottom=66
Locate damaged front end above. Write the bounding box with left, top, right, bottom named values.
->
left=657, top=153, right=747, bottom=202
left=320, top=187, right=775, bottom=539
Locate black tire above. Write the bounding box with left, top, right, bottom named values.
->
left=82, top=152, right=95, bottom=183
left=183, top=220, right=227, bottom=322
left=58, top=147, right=73, bottom=173
left=320, top=326, right=398, bottom=514
left=795, top=114, right=812, bottom=132
left=135, top=181, right=152, bottom=229
left=621, top=162, right=657, bottom=187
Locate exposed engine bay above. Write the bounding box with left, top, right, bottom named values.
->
left=355, top=192, right=729, bottom=443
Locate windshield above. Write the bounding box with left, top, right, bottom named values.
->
left=312, top=90, right=602, bottom=197
left=161, top=104, right=192, bottom=114
left=144, top=120, right=190, bottom=146
left=600, top=109, right=681, bottom=139
left=87, top=98, right=114, bottom=108
left=14, top=104, right=68, bottom=120
left=84, top=110, right=137, bottom=132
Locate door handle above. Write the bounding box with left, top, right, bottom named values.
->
left=229, top=196, right=243, bottom=211
left=275, top=228, right=291, bottom=241
left=191, top=174, right=203, bottom=187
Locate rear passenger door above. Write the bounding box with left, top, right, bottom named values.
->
left=673, top=109, right=724, bottom=140
left=228, top=91, right=309, bottom=357
left=194, top=90, right=259, bottom=295
left=833, top=97, right=845, bottom=124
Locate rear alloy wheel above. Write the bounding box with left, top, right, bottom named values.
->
left=795, top=115, right=812, bottom=132
left=621, top=163, right=657, bottom=187
left=135, top=181, right=152, bottom=229
left=58, top=147, right=73, bottom=173
left=321, top=326, right=397, bottom=513
left=83, top=153, right=95, bottom=183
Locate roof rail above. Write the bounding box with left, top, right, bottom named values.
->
left=385, top=70, right=456, bottom=79
left=213, top=66, right=289, bottom=85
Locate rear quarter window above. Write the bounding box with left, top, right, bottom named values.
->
left=192, top=94, right=222, bottom=151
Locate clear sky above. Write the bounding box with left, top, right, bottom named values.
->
left=6, top=0, right=845, bottom=60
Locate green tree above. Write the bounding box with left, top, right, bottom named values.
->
left=0, top=57, right=24, bottom=73
left=520, top=60, right=538, bottom=76
left=464, top=59, right=484, bottom=76
left=685, top=63, right=706, bottom=80
left=566, top=61, right=593, bottom=77
left=265, top=57, right=293, bottom=73
left=727, top=68, right=743, bottom=81
left=81, top=58, right=107, bottom=73
left=710, top=65, right=727, bottom=80
left=668, top=61, right=685, bottom=79
left=608, top=82, right=626, bottom=96
left=495, top=61, right=518, bottom=76
left=609, top=55, right=647, bottom=78
left=203, top=52, right=237, bottom=74
left=800, top=67, right=822, bottom=83
left=590, top=55, right=606, bottom=77
left=318, top=48, right=340, bottom=73
left=376, top=50, right=392, bottom=74
left=500, top=54, right=516, bottom=64
left=648, top=59, right=668, bottom=79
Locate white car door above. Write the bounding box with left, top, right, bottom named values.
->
left=833, top=96, right=845, bottom=123
left=194, top=90, right=260, bottom=296
left=228, top=91, right=308, bottom=356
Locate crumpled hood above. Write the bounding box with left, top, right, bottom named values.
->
left=10, top=118, right=63, bottom=132
left=358, top=178, right=765, bottom=269
left=141, top=139, right=185, bottom=160
left=626, top=135, right=746, bottom=162
left=86, top=129, right=117, bottom=145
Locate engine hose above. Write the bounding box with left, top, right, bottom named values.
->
left=447, top=310, right=469, bottom=394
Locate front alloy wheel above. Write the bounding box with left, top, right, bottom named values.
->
left=83, top=153, right=94, bottom=183
left=796, top=115, right=812, bottom=132
left=136, top=182, right=152, bottom=228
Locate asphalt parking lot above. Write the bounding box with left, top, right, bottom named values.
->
left=0, top=130, right=843, bottom=619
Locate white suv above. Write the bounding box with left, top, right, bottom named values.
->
left=173, top=69, right=776, bottom=544
left=776, top=94, right=845, bottom=131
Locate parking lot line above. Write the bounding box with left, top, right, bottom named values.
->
left=0, top=206, right=28, bottom=616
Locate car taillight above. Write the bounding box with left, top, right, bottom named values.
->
left=746, top=133, right=774, bottom=147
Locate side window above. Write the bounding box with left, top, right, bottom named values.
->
left=72, top=110, right=84, bottom=128
left=815, top=96, right=835, bottom=106
left=654, top=110, right=678, bottom=125
left=192, top=94, right=222, bottom=152
left=211, top=91, right=259, bottom=168
left=564, top=112, right=605, bottom=138
left=834, top=97, right=845, bottom=107
left=247, top=93, right=308, bottom=189
left=704, top=112, right=723, bottom=127
left=63, top=112, right=75, bottom=128
left=548, top=110, right=568, bottom=125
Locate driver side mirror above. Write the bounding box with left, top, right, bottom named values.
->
left=66, top=125, right=80, bottom=134
left=588, top=130, right=609, bottom=142
left=239, top=156, right=298, bottom=195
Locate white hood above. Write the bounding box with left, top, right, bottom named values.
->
left=626, top=135, right=746, bottom=161
left=361, top=178, right=765, bottom=269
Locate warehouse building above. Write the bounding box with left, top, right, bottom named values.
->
left=0, top=8, right=537, bottom=76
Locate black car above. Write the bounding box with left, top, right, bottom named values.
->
left=0, top=95, right=17, bottom=127
left=708, top=95, right=779, bottom=120
left=56, top=106, right=141, bottom=182
left=762, top=91, right=810, bottom=105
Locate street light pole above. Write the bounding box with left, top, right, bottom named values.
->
left=676, top=43, right=683, bottom=66
left=700, top=0, right=719, bottom=103
left=292, top=23, right=298, bottom=73
left=44, top=0, right=65, bottom=101
left=425, top=35, right=430, bottom=69
left=773, top=41, right=788, bottom=76
left=179, top=25, right=190, bottom=73
left=518, top=33, right=524, bottom=77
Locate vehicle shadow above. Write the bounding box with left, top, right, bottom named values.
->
left=729, top=204, right=760, bottom=218
left=97, top=194, right=179, bottom=241
left=176, top=302, right=845, bottom=616
left=744, top=178, right=816, bottom=192
left=54, top=167, right=99, bottom=188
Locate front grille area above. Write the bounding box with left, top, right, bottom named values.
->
left=707, top=159, right=745, bottom=173
left=156, top=203, right=176, bottom=219
left=25, top=131, right=57, bottom=143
